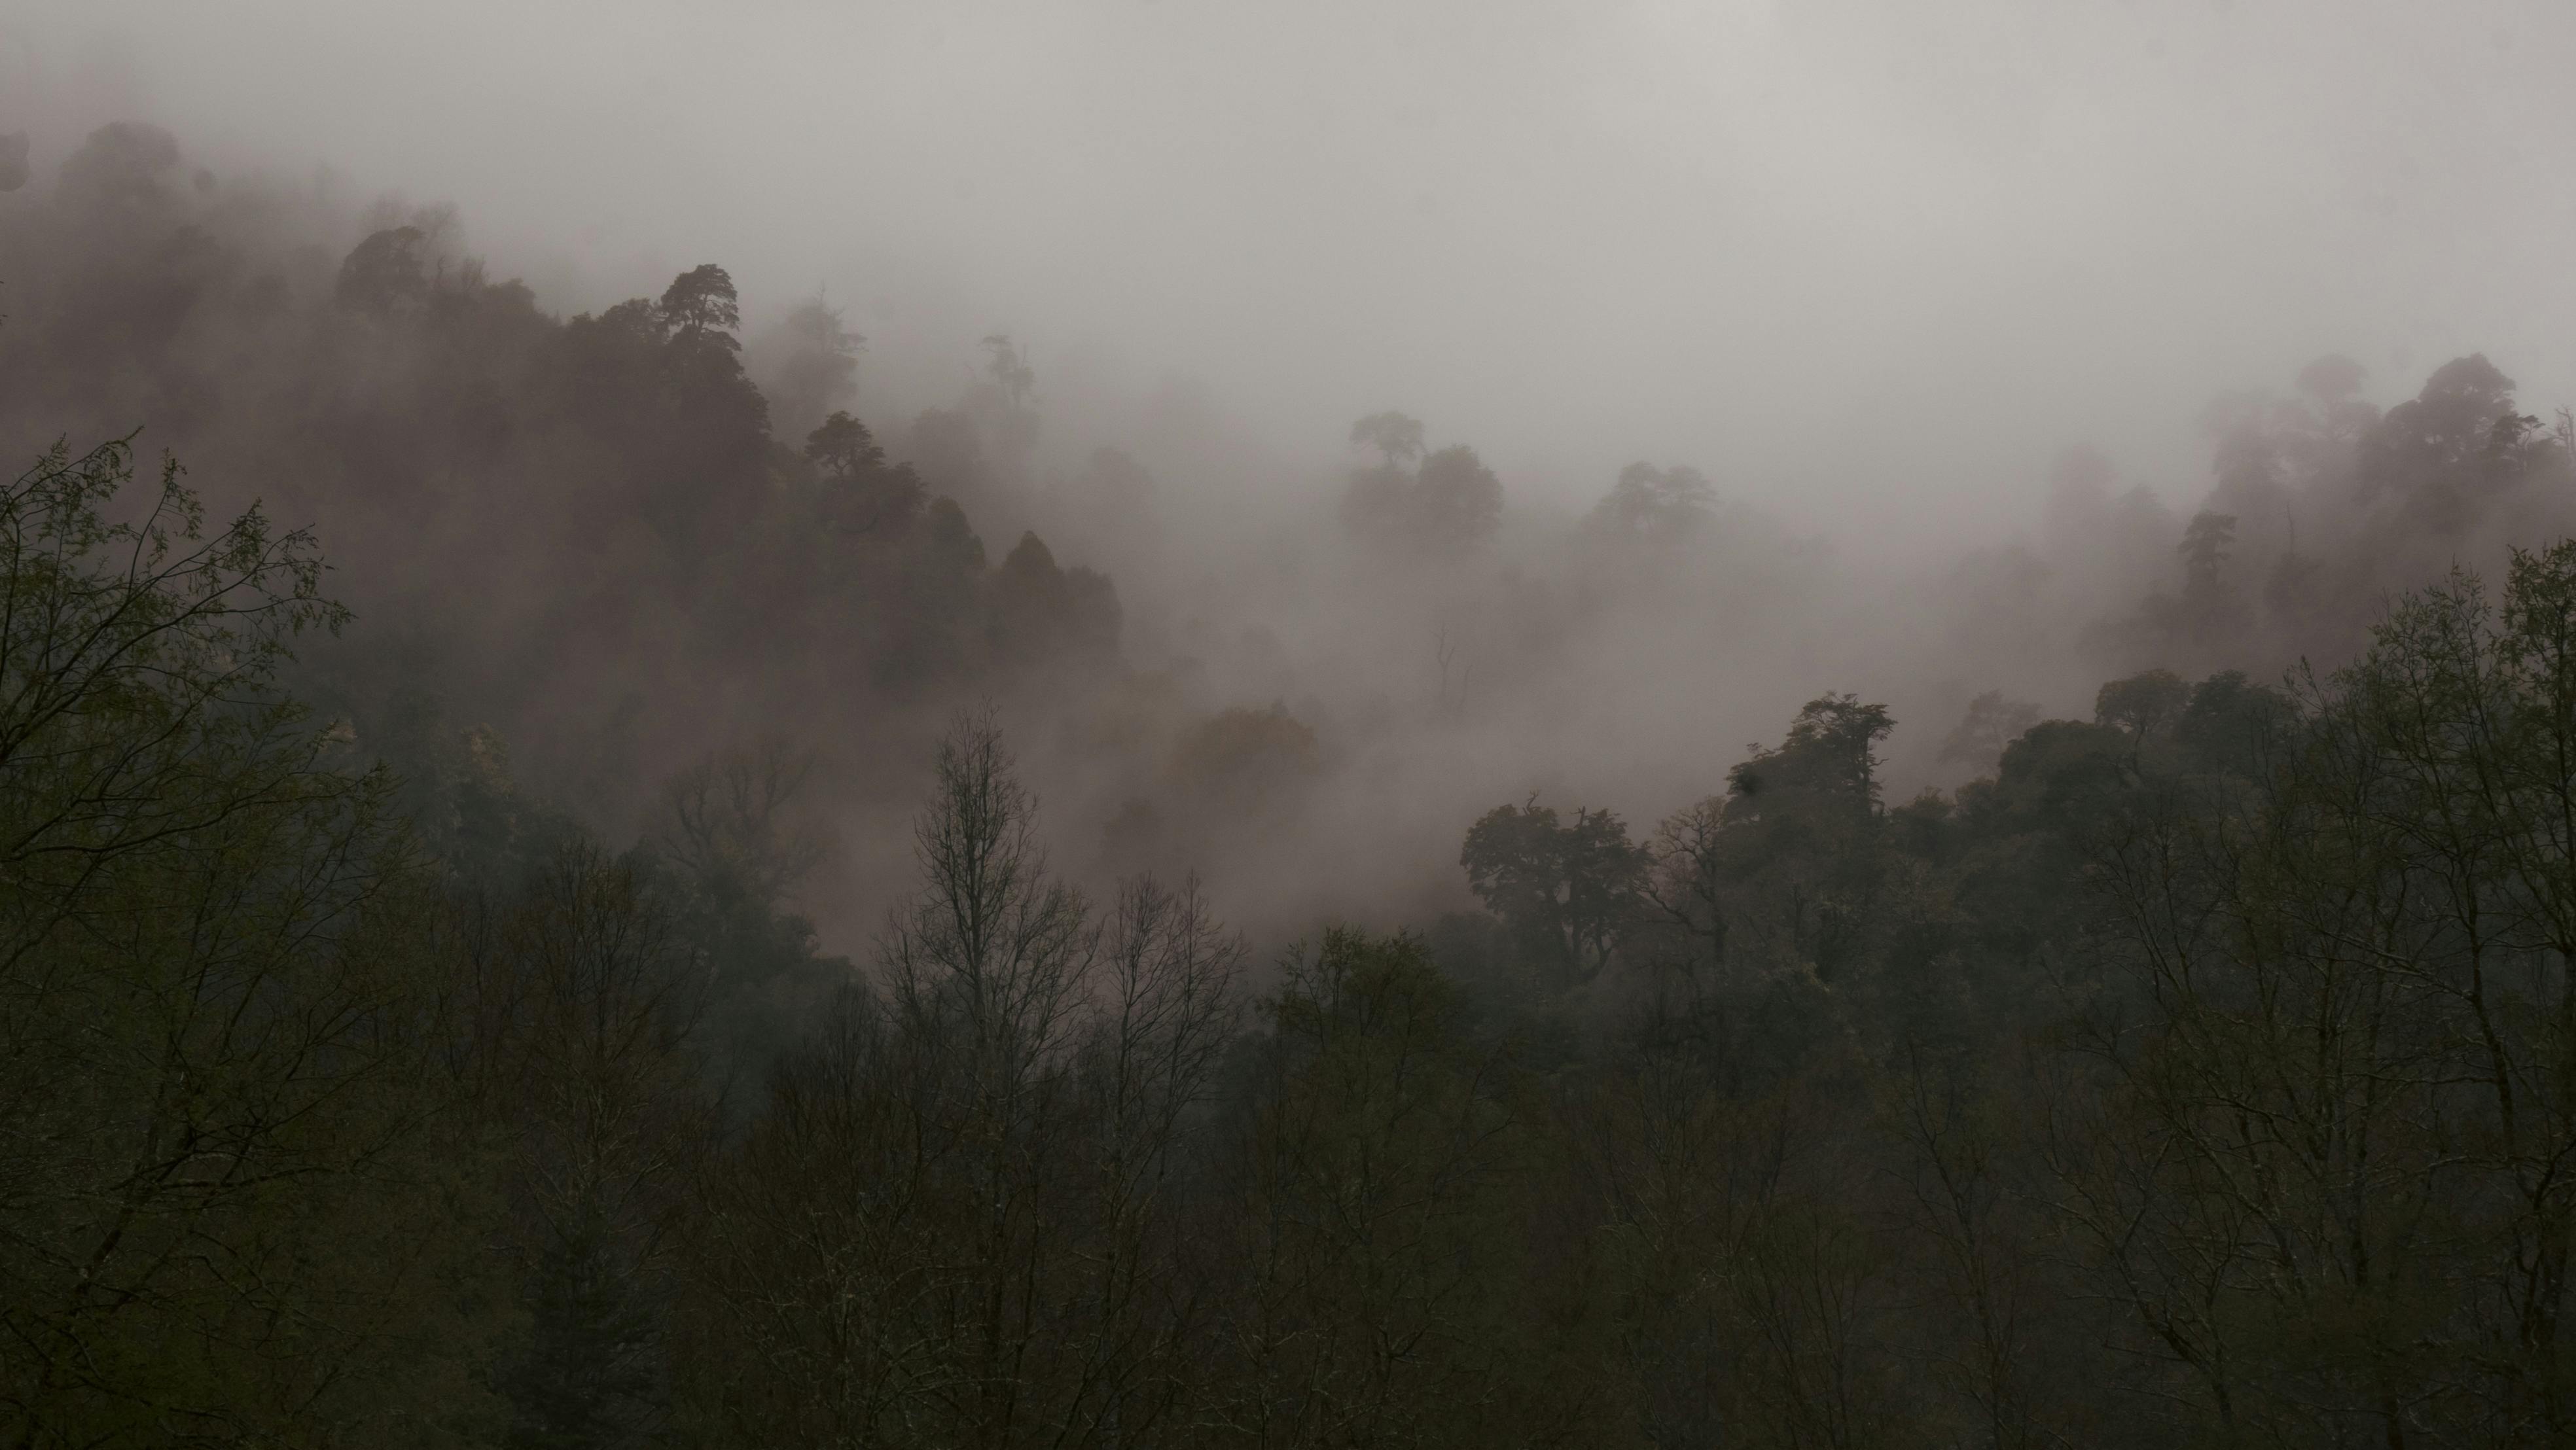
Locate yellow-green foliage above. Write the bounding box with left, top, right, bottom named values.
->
left=0, top=438, right=513, bottom=1448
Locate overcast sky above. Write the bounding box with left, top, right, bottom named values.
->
left=9, top=0, right=2574, bottom=546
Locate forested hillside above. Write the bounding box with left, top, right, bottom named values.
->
left=9, top=118, right=2576, bottom=1448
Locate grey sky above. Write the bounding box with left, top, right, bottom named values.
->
left=9, top=0, right=2573, bottom=548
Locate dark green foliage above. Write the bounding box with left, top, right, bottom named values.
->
left=803, top=408, right=884, bottom=477
left=2171, top=667, right=2293, bottom=773
left=0, top=433, right=510, bottom=1448
left=2092, top=667, right=2188, bottom=738
left=658, top=263, right=742, bottom=340
left=1728, top=691, right=1895, bottom=811
left=1460, top=800, right=1648, bottom=987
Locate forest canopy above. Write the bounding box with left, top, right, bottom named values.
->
left=6, top=113, right=2576, bottom=1449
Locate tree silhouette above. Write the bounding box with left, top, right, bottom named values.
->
left=660, top=263, right=742, bottom=340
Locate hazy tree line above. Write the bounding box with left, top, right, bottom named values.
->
left=0, top=122, right=1117, bottom=860
left=12, top=119, right=2576, bottom=1447
left=2041, top=352, right=2576, bottom=681
left=17, top=417, right=2576, bottom=1447
left=8, top=120, right=2573, bottom=900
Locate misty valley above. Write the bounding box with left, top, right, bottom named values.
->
left=10, top=99, right=2576, bottom=1450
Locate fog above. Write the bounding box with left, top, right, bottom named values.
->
left=25, top=8, right=2576, bottom=1439
left=5, top=0, right=2576, bottom=957
left=14, top=0, right=2575, bottom=546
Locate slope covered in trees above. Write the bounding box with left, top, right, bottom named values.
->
left=9, top=119, right=2576, bottom=1447
left=0, top=122, right=1120, bottom=870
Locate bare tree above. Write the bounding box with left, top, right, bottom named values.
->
left=1061, top=876, right=1243, bottom=1444
left=654, top=737, right=833, bottom=912
left=677, top=713, right=1247, bottom=1450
